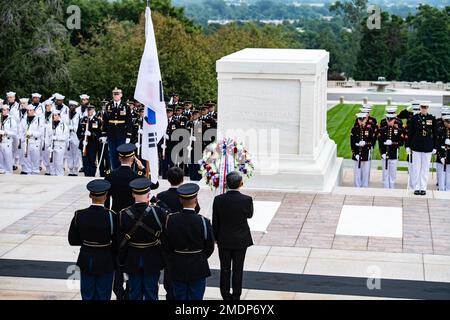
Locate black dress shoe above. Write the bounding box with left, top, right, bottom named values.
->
left=420, top=190, right=426, bottom=196
left=45, top=173, right=51, bottom=176
left=414, top=190, right=420, bottom=195
left=20, top=172, right=28, bottom=175
left=13, top=166, right=18, bottom=171
left=79, top=168, right=84, bottom=173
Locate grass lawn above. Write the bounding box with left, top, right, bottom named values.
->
left=327, top=104, right=408, bottom=161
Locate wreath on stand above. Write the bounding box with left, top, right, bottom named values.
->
left=199, top=138, right=255, bottom=193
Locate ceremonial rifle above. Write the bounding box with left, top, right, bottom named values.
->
left=82, top=117, right=90, bottom=157
left=50, top=126, right=56, bottom=164
left=0, top=113, right=4, bottom=143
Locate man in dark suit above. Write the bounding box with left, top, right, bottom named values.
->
left=157, top=167, right=200, bottom=214
left=212, top=171, right=253, bottom=300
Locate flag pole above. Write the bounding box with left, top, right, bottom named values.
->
left=146, top=160, right=150, bottom=179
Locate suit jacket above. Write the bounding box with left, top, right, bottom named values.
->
left=212, top=190, right=254, bottom=250
left=157, top=187, right=200, bottom=213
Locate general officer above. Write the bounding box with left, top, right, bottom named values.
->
left=68, top=179, right=117, bottom=300
left=118, top=178, right=167, bottom=300
left=163, top=183, right=215, bottom=300
left=102, top=88, right=133, bottom=170
left=407, top=101, right=438, bottom=195
left=351, top=113, right=376, bottom=188
left=105, top=143, right=158, bottom=300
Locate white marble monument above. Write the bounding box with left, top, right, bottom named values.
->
left=216, top=48, right=342, bottom=191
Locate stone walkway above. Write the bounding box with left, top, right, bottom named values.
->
left=1, top=175, right=450, bottom=299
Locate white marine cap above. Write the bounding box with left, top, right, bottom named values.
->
left=385, top=113, right=397, bottom=118
left=20, top=98, right=29, bottom=103
left=356, top=112, right=368, bottom=119
left=52, top=109, right=61, bottom=115
left=6, top=92, right=16, bottom=97
left=360, top=108, right=371, bottom=114
left=69, top=100, right=79, bottom=106
left=79, top=94, right=90, bottom=100
left=44, top=99, right=53, bottom=106
left=31, top=93, right=42, bottom=98
left=54, top=93, right=65, bottom=100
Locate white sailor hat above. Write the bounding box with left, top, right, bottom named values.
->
left=386, top=106, right=397, bottom=113
left=6, top=92, right=16, bottom=97
left=1, top=104, right=8, bottom=110
left=26, top=104, right=34, bottom=110
left=69, top=100, right=79, bottom=106
left=44, top=99, right=53, bottom=106
left=356, top=112, right=368, bottom=119
left=31, top=93, right=42, bottom=99
left=79, top=94, right=90, bottom=100
left=52, top=109, right=61, bottom=115
left=20, top=98, right=29, bottom=103
left=54, top=93, right=65, bottom=100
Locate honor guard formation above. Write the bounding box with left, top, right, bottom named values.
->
left=0, top=90, right=217, bottom=180
left=351, top=101, right=450, bottom=194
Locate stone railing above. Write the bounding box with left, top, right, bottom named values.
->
left=329, top=80, right=450, bottom=91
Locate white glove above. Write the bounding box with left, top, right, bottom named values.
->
left=359, top=141, right=366, bottom=147
left=0, top=130, right=5, bottom=135
left=135, top=142, right=140, bottom=149
left=441, top=158, right=446, bottom=165
left=52, top=136, right=57, bottom=141
left=381, top=154, right=387, bottom=160
left=125, top=138, right=131, bottom=144
left=445, top=139, right=450, bottom=146
left=355, top=155, right=360, bottom=161
left=384, top=140, right=392, bottom=146
left=27, top=131, right=34, bottom=138
left=406, top=147, right=411, bottom=155
left=138, top=129, right=143, bottom=135
left=432, top=149, right=437, bottom=155
left=190, top=136, right=197, bottom=142
left=164, top=134, right=169, bottom=140
left=82, top=141, right=88, bottom=147
left=48, top=148, right=54, bottom=153
left=85, top=130, right=91, bottom=137
left=161, top=143, right=167, bottom=149
left=99, top=137, right=107, bottom=144
left=68, top=125, right=73, bottom=131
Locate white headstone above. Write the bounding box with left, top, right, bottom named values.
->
left=216, top=48, right=342, bottom=191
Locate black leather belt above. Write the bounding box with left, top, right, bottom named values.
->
left=83, top=240, right=111, bottom=248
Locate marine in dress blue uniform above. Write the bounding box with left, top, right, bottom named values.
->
left=163, top=183, right=215, bottom=300
left=68, top=180, right=117, bottom=300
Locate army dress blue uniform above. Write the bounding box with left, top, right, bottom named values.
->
left=163, top=184, right=215, bottom=300
left=118, top=179, right=168, bottom=300
left=68, top=180, right=117, bottom=300
left=102, top=88, right=133, bottom=170
left=77, top=106, right=102, bottom=177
